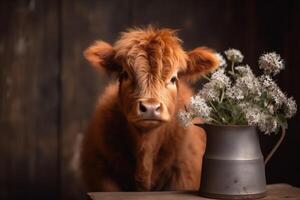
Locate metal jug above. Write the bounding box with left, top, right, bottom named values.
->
left=198, top=124, right=285, bottom=199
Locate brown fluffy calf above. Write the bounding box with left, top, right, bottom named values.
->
left=80, top=27, right=219, bottom=191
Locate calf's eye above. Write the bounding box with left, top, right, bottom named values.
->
left=170, top=76, right=177, bottom=84
left=121, top=71, right=129, bottom=80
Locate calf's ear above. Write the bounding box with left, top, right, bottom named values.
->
left=179, top=47, right=219, bottom=81
left=84, top=41, right=122, bottom=75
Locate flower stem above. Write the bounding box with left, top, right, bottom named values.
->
left=208, top=101, right=218, bottom=112
left=231, top=61, right=235, bottom=74
left=208, top=101, right=226, bottom=124
left=201, top=74, right=211, bottom=81
left=220, top=88, right=225, bottom=103
left=208, top=117, right=222, bottom=125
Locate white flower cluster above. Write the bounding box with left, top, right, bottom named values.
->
left=259, top=75, right=287, bottom=106
left=215, top=53, right=227, bottom=67
left=177, top=111, right=193, bottom=128
left=235, top=65, right=253, bottom=76
left=224, top=48, right=244, bottom=63
left=211, top=69, right=231, bottom=88
left=190, top=95, right=212, bottom=118
left=240, top=103, right=278, bottom=134
left=259, top=52, right=284, bottom=75
left=199, top=69, right=231, bottom=101
left=177, top=49, right=297, bottom=134
left=258, top=115, right=278, bottom=134
left=242, top=104, right=263, bottom=126
left=198, top=83, right=220, bottom=101
left=226, top=65, right=261, bottom=100
left=234, top=65, right=261, bottom=95
left=177, top=95, right=212, bottom=127
left=226, top=86, right=244, bottom=100
left=284, top=97, right=297, bottom=118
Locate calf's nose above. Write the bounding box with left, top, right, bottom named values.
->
left=138, top=100, right=161, bottom=118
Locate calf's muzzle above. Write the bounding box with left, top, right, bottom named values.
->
left=137, top=99, right=162, bottom=119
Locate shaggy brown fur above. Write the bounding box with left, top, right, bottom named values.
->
left=80, top=27, right=219, bottom=191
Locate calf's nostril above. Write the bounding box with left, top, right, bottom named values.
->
left=155, top=104, right=161, bottom=112
left=139, top=102, right=148, bottom=113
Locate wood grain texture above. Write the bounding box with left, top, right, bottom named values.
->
left=0, top=1, right=60, bottom=200
left=88, top=184, right=300, bottom=200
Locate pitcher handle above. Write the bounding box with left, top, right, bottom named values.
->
left=264, top=128, right=286, bottom=165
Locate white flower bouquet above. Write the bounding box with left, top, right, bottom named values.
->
left=178, top=49, right=297, bottom=134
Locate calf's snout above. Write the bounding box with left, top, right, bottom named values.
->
left=137, top=99, right=162, bottom=119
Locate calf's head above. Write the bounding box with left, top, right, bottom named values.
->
left=84, top=27, right=219, bottom=130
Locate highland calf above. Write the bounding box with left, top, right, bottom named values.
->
left=80, top=27, right=219, bottom=191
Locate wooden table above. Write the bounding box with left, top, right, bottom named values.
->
left=88, top=184, right=300, bottom=200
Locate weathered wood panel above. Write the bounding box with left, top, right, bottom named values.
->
left=60, top=0, right=131, bottom=199
left=0, top=0, right=60, bottom=200
left=132, top=0, right=225, bottom=50
left=131, top=1, right=254, bottom=53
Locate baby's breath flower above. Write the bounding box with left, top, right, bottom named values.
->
left=243, top=105, right=262, bottom=126
left=259, top=75, right=287, bottom=106
left=177, top=111, right=193, bottom=128
left=198, top=69, right=231, bottom=101
left=284, top=97, right=297, bottom=118
left=267, top=104, right=275, bottom=115
left=224, top=48, right=244, bottom=63
left=233, top=66, right=261, bottom=95
left=259, top=75, right=274, bottom=88
left=189, top=95, right=212, bottom=118
left=259, top=52, right=284, bottom=75
left=235, top=65, right=254, bottom=76
left=215, top=53, right=227, bottom=67
left=226, top=85, right=245, bottom=100
left=198, top=82, right=220, bottom=101
left=241, top=103, right=278, bottom=134
left=258, top=115, right=278, bottom=135
left=211, top=68, right=231, bottom=88
left=235, top=76, right=261, bottom=95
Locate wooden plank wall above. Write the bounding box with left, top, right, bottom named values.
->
left=0, top=0, right=299, bottom=200
left=0, top=1, right=60, bottom=200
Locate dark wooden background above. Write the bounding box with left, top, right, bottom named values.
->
left=1, top=0, right=299, bottom=200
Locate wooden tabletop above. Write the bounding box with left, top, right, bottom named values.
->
left=88, top=184, right=300, bottom=200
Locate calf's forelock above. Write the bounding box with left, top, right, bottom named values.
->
left=114, top=27, right=187, bottom=79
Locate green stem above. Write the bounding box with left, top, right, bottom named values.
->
left=201, top=74, right=211, bottom=81
left=220, top=88, right=225, bottom=103
left=231, top=61, right=235, bottom=74
left=207, top=117, right=222, bottom=125
left=208, top=101, right=218, bottom=112
left=208, top=101, right=226, bottom=124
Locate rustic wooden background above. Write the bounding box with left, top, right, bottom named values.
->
left=1, top=0, right=299, bottom=200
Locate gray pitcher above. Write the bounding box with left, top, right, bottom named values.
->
left=198, top=124, right=284, bottom=199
